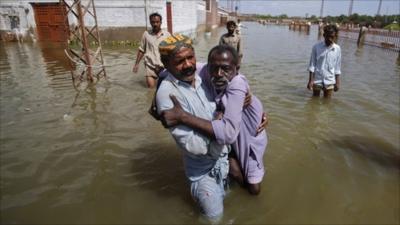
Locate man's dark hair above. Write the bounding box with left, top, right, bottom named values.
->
left=323, top=24, right=338, bottom=35
left=149, top=12, right=162, bottom=21
left=226, top=20, right=237, bottom=28
left=207, top=45, right=239, bottom=66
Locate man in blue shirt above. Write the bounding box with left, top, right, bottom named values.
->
left=307, top=24, right=342, bottom=98
left=156, top=34, right=229, bottom=222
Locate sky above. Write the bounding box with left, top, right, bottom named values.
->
left=219, top=0, right=400, bottom=17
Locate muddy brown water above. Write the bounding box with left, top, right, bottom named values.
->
left=1, top=23, right=399, bottom=224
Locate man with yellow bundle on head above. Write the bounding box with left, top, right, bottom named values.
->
left=156, top=34, right=230, bottom=222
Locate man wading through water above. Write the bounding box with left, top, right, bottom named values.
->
left=153, top=34, right=268, bottom=221
left=132, top=12, right=171, bottom=88
left=162, top=45, right=268, bottom=195
left=307, top=24, right=342, bottom=98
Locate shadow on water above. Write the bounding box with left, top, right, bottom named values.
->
left=129, top=142, right=193, bottom=204
left=331, top=136, right=400, bottom=171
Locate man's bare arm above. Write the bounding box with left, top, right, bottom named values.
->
left=132, top=50, right=144, bottom=73
left=307, top=72, right=314, bottom=90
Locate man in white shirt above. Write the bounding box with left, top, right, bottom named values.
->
left=236, top=19, right=245, bottom=35
left=307, top=24, right=342, bottom=98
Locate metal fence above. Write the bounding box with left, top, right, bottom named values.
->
left=338, top=27, right=400, bottom=52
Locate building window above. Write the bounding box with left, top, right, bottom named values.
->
left=204, top=0, right=211, bottom=12
left=9, top=16, right=20, bottom=29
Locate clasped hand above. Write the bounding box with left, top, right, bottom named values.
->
left=160, top=95, right=186, bottom=128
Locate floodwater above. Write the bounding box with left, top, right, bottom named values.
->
left=1, top=23, right=399, bottom=224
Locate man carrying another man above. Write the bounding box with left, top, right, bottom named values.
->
left=155, top=34, right=268, bottom=222
left=156, top=34, right=229, bottom=222
left=162, top=45, right=268, bottom=195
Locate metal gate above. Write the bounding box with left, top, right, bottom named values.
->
left=32, top=3, right=69, bottom=42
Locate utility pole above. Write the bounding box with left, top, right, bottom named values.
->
left=377, top=0, right=382, bottom=15
left=61, top=0, right=106, bottom=86
left=319, top=0, right=324, bottom=18
left=348, top=0, right=354, bottom=16
left=235, top=0, right=239, bottom=15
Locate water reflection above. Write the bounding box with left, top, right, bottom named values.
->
left=69, top=85, right=111, bottom=129
left=38, top=42, right=71, bottom=71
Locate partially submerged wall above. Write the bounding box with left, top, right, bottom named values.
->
left=0, top=0, right=214, bottom=42
left=0, top=2, right=36, bottom=41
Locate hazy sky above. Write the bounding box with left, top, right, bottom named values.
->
left=219, top=0, right=400, bottom=17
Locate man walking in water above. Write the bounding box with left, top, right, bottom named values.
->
left=307, top=24, right=342, bottom=98
left=219, top=21, right=243, bottom=67
left=132, top=12, right=171, bottom=88
left=236, top=19, right=245, bottom=35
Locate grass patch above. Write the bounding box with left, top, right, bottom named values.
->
left=383, top=23, right=400, bottom=31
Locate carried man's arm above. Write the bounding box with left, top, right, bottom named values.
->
left=157, top=89, right=211, bottom=155
left=162, top=95, right=216, bottom=139
left=161, top=90, right=268, bottom=144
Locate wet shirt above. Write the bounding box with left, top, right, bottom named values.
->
left=308, top=41, right=342, bottom=85
left=201, top=71, right=268, bottom=182
left=156, top=63, right=229, bottom=182
left=219, top=33, right=243, bottom=56
left=139, top=29, right=171, bottom=70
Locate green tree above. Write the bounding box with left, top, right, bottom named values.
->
left=349, top=13, right=360, bottom=23
left=278, top=14, right=288, bottom=19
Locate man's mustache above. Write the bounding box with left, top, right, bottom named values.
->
left=211, top=76, right=229, bottom=84
left=180, top=67, right=196, bottom=76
